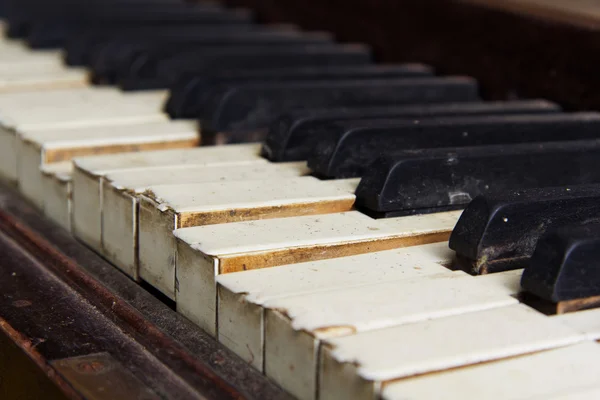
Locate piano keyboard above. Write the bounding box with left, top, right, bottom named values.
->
left=3, top=0, right=600, bottom=399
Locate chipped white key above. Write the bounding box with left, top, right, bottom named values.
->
left=18, top=120, right=200, bottom=208
left=319, top=304, right=583, bottom=400
left=103, top=161, right=310, bottom=279
left=552, top=307, right=600, bottom=340
left=217, top=242, right=454, bottom=370
left=140, top=177, right=358, bottom=298
left=381, top=342, right=600, bottom=400
left=174, top=210, right=461, bottom=333
left=41, top=162, right=73, bottom=231
left=262, top=271, right=519, bottom=400
left=0, top=88, right=167, bottom=181
left=72, top=143, right=264, bottom=252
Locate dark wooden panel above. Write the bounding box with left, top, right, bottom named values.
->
left=221, top=0, right=600, bottom=111
left=0, top=181, right=292, bottom=400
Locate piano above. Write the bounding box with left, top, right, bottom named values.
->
left=2, top=0, right=600, bottom=399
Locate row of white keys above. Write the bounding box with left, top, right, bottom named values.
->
left=139, top=176, right=359, bottom=296
left=104, top=161, right=311, bottom=278
left=173, top=210, right=462, bottom=333
left=18, top=119, right=200, bottom=208
left=0, top=88, right=170, bottom=182
left=71, top=143, right=265, bottom=252
left=217, top=242, right=456, bottom=370
left=227, top=267, right=521, bottom=400
left=383, top=341, right=600, bottom=400
left=319, top=303, right=583, bottom=400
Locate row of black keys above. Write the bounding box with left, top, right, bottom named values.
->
left=3, top=0, right=600, bottom=306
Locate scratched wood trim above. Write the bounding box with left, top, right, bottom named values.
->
left=459, top=0, right=600, bottom=30
left=218, top=230, right=451, bottom=274
left=179, top=198, right=357, bottom=227
left=557, top=295, right=600, bottom=314
left=42, top=137, right=200, bottom=163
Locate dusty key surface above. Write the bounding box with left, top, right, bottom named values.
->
left=72, top=143, right=264, bottom=252
left=174, top=210, right=461, bottom=335
left=261, top=271, right=520, bottom=400
left=217, top=242, right=454, bottom=369
left=319, top=304, right=583, bottom=400
left=103, top=161, right=310, bottom=279
left=552, top=307, right=600, bottom=340
left=381, top=341, right=600, bottom=400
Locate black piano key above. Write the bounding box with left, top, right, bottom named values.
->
left=91, top=31, right=334, bottom=85
left=200, top=76, right=479, bottom=144
left=140, top=43, right=372, bottom=88
left=308, top=112, right=600, bottom=178
left=9, top=1, right=246, bottom=41
left=449, top=185, right=600, bottom=274
left=26, top=5, right=248, bottom=49
left=264, top=100, right=561, bottom=162
left=65, top=24, right=259, bottom=67
left=163, top=64, right=434, bottom=117
left=120, top=44, right=373, bottom=91
left=521, top=223, right=600, bottom=303
left=354, top=139, right=600, bottom=217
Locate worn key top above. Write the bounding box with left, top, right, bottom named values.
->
left=449, top=185, right=600, bottom=274
left=164, top=64, right=434, bottom=118
left=521, top=223, right=600, bottom=310
left=201, top=76, right=479, bottom=144
left=355, top=139, right=600, bottom=217
left=264, top=100, right=561, bottom=162
left=308, top=112, right=600, bottom=178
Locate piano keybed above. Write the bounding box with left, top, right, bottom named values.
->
left=3, top=1, right=600, bottom=399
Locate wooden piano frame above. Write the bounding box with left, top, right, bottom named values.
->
left=0, top=180, right=291, bottom=400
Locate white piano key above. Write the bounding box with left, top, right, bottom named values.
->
left=319, top=304, right=584, bottom=400
left=17, top=120, right=200, bottom=209
left=139, top=177, right=358, bottom=298
left=72, top=143, right=264, bottom=252
left=217, top=242, right=454, bottom=370
left=174, top=210, right=461, bottom=335
left=381, top=342, right=600, bottom=400
left=552, top=307, right=600, bottom=340
left=41, top=162, right=72, bottom=231
left=263, top=271, right=519, bottom=400
left=0, top=67, right=88, bottom=93
left=102, top=161, right=310, bottom=279
left=0, top=48, right=67, bottom=68
left=471, top=267, right=524, bottom=296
